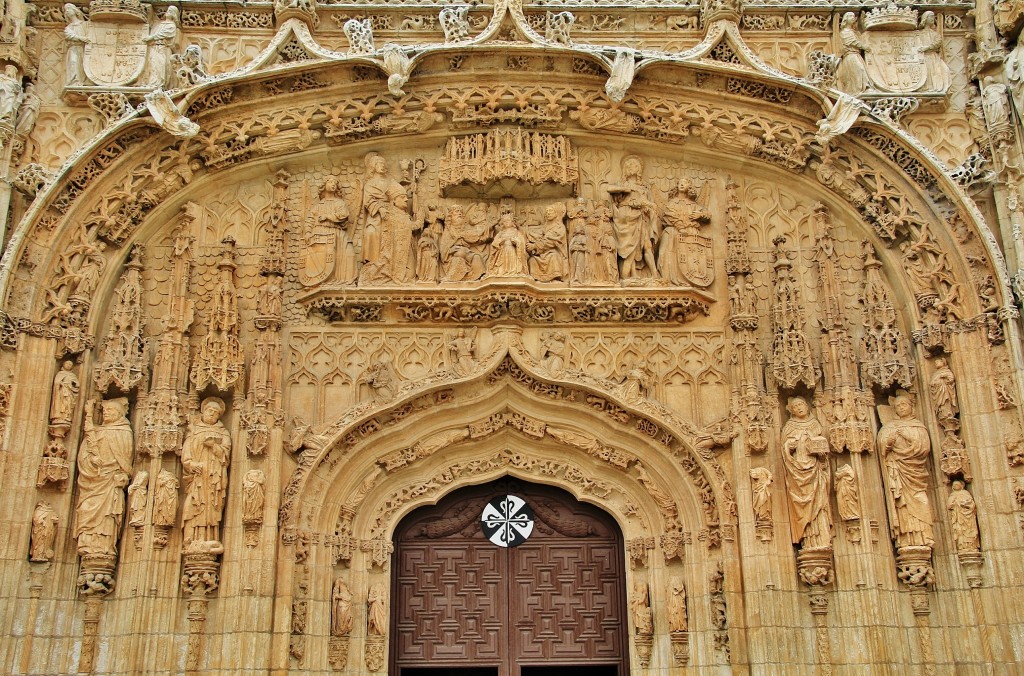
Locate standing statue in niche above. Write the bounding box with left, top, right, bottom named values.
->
left=127, top=471, right=149, bottom=529
left=668, top=577, right=688, bottom=633
left=332, top=578, right=354, bottom=636
left=488, top=211, right=529, bottom=277
left=750, top=466, right=773, bottom=525
left=181, top=397, right=231, bottom=547
left=834, top=464, right=861, bottom=522
left=836, top=12, right=871, bottom=96
left=153, top=469, right=179, bottom=529
left=946, top=480, right=980, bottom=555
left=877, top=393, right=935, bottom=549
left=75, top=397, right=134, bottom=558
left=360, top=152, right=404, bottom=269
left=0, top=65, right=20, bottom=126
left=929, top=357, right=958, bottom=431
left=367, top=583, right=387, bottom=636
left=30, top=501, right=59, bottom=563
left=631, top=581, right=654, bottom=635
left=780, top=397, right=833, bottom=549
left=528, top=202, right=569, bottom=282
left=50, top=360, right=80, bottom=427
left=606, top=156, right=659, bottom=281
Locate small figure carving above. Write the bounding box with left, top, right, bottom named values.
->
left=14, top=83, right=40, bottom=139
left=440, top=203, right=491, bottom=282
left=877, top=393, right=935, bottom=549
left=836, top=13, right=870, bottom=96
left=153, top=470, right=178, bottom=528
left=30, top=501, right=59, bottom=563
left=488, top=211, right=529, bottom=277
left=181, top=397, right=231, bottom=547
left=589, top=201, right=619, bottom=285
left=367, top=582, right=387, bottom=635
left=567, top=198, right=590, bottom=286
left=632, top=581, right=654, bottom=635
left=127, top=471, right=149, bottom=528
left=668, top=576, right=688, bottom=633
left=50, top=360, right=80, bottom=428
left=981, top=77, right=1010, bottom=129
left=528, top=203, right=568, bottom=282
left=143, top=7, right=180, bottom=88
left=446, top=328, right=477, bottom=376
left=947, top=480, right=980, bottom=555
left=359, top=355, right=397, bottom=404
left=539, top=331, right=568, bottom=375
left=331, top=578, right=354, bottom=636
left=834, top=464, right=861, bottom=521
left=617, top=361, right=654, bottom=403
left=75, top=398, right=134, bottom=558
left=750, top=467, right=773, bottom=524
left=172, top=44, right=208, bottom=86
left=415, top=204, right=444, bottom=283
left=242, top=469, right=266, bottom=527
left=930, top=358, right=958, bottom=432
left=781, top=397, right=833, bottom=549
left=63, top=3, right=88, bottom=87
left=607, top=156, right=658, bottom=281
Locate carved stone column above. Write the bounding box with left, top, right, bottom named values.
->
left=77, top=555, right=116, bottom=673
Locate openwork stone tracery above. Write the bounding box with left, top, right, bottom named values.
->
left=1, top=0, right=1023, bottom=673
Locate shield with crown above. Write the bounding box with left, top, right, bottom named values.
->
left=83, top=18, right=148, bottom=87
left=862, top=5, right=926, bottom=94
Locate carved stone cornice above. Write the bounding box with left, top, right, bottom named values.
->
left=300, top=285, right=713, bottom=325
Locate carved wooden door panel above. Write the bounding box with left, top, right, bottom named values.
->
left=392, top=479, right=629, bottom=676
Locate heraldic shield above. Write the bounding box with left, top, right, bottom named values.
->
left=83, top=21, right=148, bottom=87
left=299, top=229, right=338, bottom=287
left=864, top=31, right=927, bottom=93
left=679, top=231, right=714, bottom=287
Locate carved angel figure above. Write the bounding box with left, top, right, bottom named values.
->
left=780, top=397, right=833, bottom=549
left=30, top=501, right=59, bottom=563
left=75, top=398, right=134, bottom=558
left=835, top=12, right=870, bottom=96
left=143, top=7, right=180, bottom=88
left=877, top=393, right=935, bottom=549
left=447, top=328, right=477, bottom=376
left=181, top=397, right=231, bottom=546
left=539, top=330, right=568, bottom=375
left=63, top=3, right=88, bottom=87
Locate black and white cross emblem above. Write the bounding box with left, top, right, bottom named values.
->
left=480, top=495, right=534, bottom=547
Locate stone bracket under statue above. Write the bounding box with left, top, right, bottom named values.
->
left=301, top=284, right=713, bottom=325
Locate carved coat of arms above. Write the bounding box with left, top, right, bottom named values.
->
left=863, top=30, right=927, bottom=94
left=83, top=20, right=148, bottom=87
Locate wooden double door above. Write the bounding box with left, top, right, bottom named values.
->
left=391, top=479, right=629, bottom=676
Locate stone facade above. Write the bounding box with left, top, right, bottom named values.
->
left=0, top=0, right=1023, bottom=673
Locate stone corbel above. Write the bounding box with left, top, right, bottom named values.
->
left=380, top=44, right=413, bottom=97
left=814, top=94, right=864, bottom=146
left=605, top=49, right=636, bottom=103
left=144, top=90, right=199, bottom=138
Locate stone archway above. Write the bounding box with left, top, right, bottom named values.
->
left=390, top=477, right=629, bottom=676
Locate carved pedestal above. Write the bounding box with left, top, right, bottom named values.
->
left=633, top=633, right=653, bottom=668
left=797, top=546, right=835, bottom=587
left=669, top=630, right=689, bottom=666
left=181, top=545, right=222, bottom=673
left=77, top=554, right=116, bottom=673
left=328, top=636, right=350, bottom=670
left=364, top=634, right=385, bottom=672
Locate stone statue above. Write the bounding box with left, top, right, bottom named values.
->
left=143, top=7, right=180, bottom=88
left=668, top=576, right=687, bottom=633
left=606, top=156, right=659, bottom=280
left=539, top=330, right=567, bottom=375
left=877, top=393, right=935, bottom=549
left=567, top=199, right=589, bottom=286
left=447, top=328, right=476, bottom=376
left=50, top=360, right=80, bottom=428
left=415, top=204, right=444, bottom=283
left=749, top=466, right=773, bottom=524
left=360, top=152, right=403, bottom=268
left=918, top=12, right=950, bottom=92
left=834, top=464, right=861, bottom=522
left=946, top=480, right=980, bottom=555
left=527, top=202, right=568, bottom=282
left=14, top=83, right=39, bottom=138
left=153, top=469, right=178, bottom=528
left=127, top=471, right=149, bottom=528
left=63, top=3, right=88, bottom=87
left=75, top=397, right=134, bottom=558
left=929, top=358, right=958, bottom=431
left=836, top=12, right=870, bottom=96
left=30, top=501, right=59, bottom=562
left=981, top=77, right=1010, bottom=128
left=440, top=203, right=492, bottom=282
left=242, top=469, right=266, bottom=526
left=780, top=397, right=833, bottom=549
left=0, top=65, right=20, bottom=126
left=331, top=578, right=354, bottom=636
left=360, top=355, right=397, bottom=404
left=360, top=183, right=418, bottom=285
left=658, top=178, right=711, bottom=286
left=367, top=582, right=387, bottom=635
left=589, top=201, right=619, bottom=285
left=632, top=581, right=653, bottom=635
left=488, top=211, right=529, bottom=277
left=181, top=397, right=231, bottom=546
